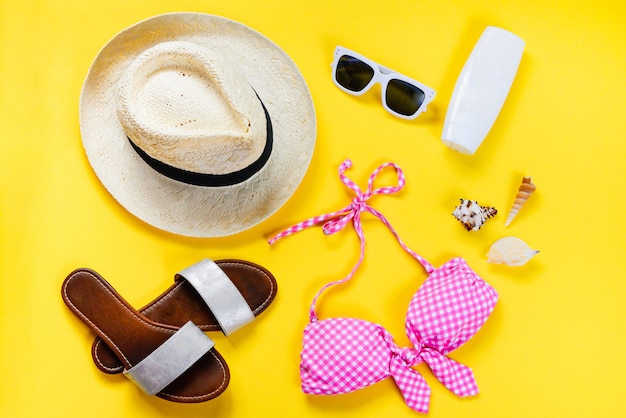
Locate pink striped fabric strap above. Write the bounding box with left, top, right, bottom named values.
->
left=268, top=159, right=435, bottom=321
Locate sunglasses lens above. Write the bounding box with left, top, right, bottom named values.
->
left=386, top=79, right=425, bottom=116
left=335, top=55, right=375, bottom=92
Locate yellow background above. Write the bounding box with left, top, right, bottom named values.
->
left=1, top=0, right=625, bottom=416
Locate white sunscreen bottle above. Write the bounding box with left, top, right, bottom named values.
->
left=442, top=26, right=525, bottom=155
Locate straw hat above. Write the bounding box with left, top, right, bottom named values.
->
left=80, top=12, right=316, bottom=237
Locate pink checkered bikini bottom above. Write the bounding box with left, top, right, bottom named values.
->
left=269, top=160, right=498, bottom=414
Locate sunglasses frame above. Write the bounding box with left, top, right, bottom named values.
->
left=331, top=46, right=436, bottom=120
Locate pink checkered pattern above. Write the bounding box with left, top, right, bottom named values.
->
left=269, top=159, right=435, bottom=321
left=269, top=160, right=498, bottom=414
left=299, top=259, right=497, bottom=413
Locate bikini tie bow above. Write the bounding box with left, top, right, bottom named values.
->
left=383, top=332, right=479, bottom=413
left=269, top=159, right=435, bottom=321
left=317, top=160, right=391, bottom=235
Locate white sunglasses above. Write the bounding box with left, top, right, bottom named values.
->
left=331, top=46, right=436, bottom=120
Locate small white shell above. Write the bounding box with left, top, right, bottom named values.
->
left=487, top=236, right=539, bottom=266
left=452, top=199, right=498, bottom=231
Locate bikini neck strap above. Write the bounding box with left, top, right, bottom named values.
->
left=268, top=159, right=435, bottom=322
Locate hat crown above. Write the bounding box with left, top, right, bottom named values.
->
left=116, top=41, right=267, bottom=175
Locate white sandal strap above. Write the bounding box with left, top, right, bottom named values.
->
left=124, top=321, right=214, bottom=395
left=178, top=259, right=255, bottom=336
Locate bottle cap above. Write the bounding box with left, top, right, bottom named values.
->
left=441, top=122, right=481, bottom=155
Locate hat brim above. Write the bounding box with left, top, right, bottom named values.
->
left=80, top=12, right=316, bottom=237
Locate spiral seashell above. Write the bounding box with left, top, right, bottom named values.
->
left=487, top=236, right=539, bottom=266
left=505, top=176, right=536, bottom=227
left=452, top=199, right=497, bottom=231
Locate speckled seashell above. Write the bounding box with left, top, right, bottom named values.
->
left=452, top=199, right=498, bottom=231
left=487, top=236, right=539, bottom=266
left=505, top=176, right=536, bottom=227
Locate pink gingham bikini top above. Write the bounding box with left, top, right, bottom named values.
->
left=270, top=160, right=498, bottom=414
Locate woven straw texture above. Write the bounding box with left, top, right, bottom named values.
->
left=80, top=12, right=316, bottom=237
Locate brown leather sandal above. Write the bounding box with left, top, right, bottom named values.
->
left=91, top=259, right=277, bottom=374
left=62, top=268, right=229, bottom=403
